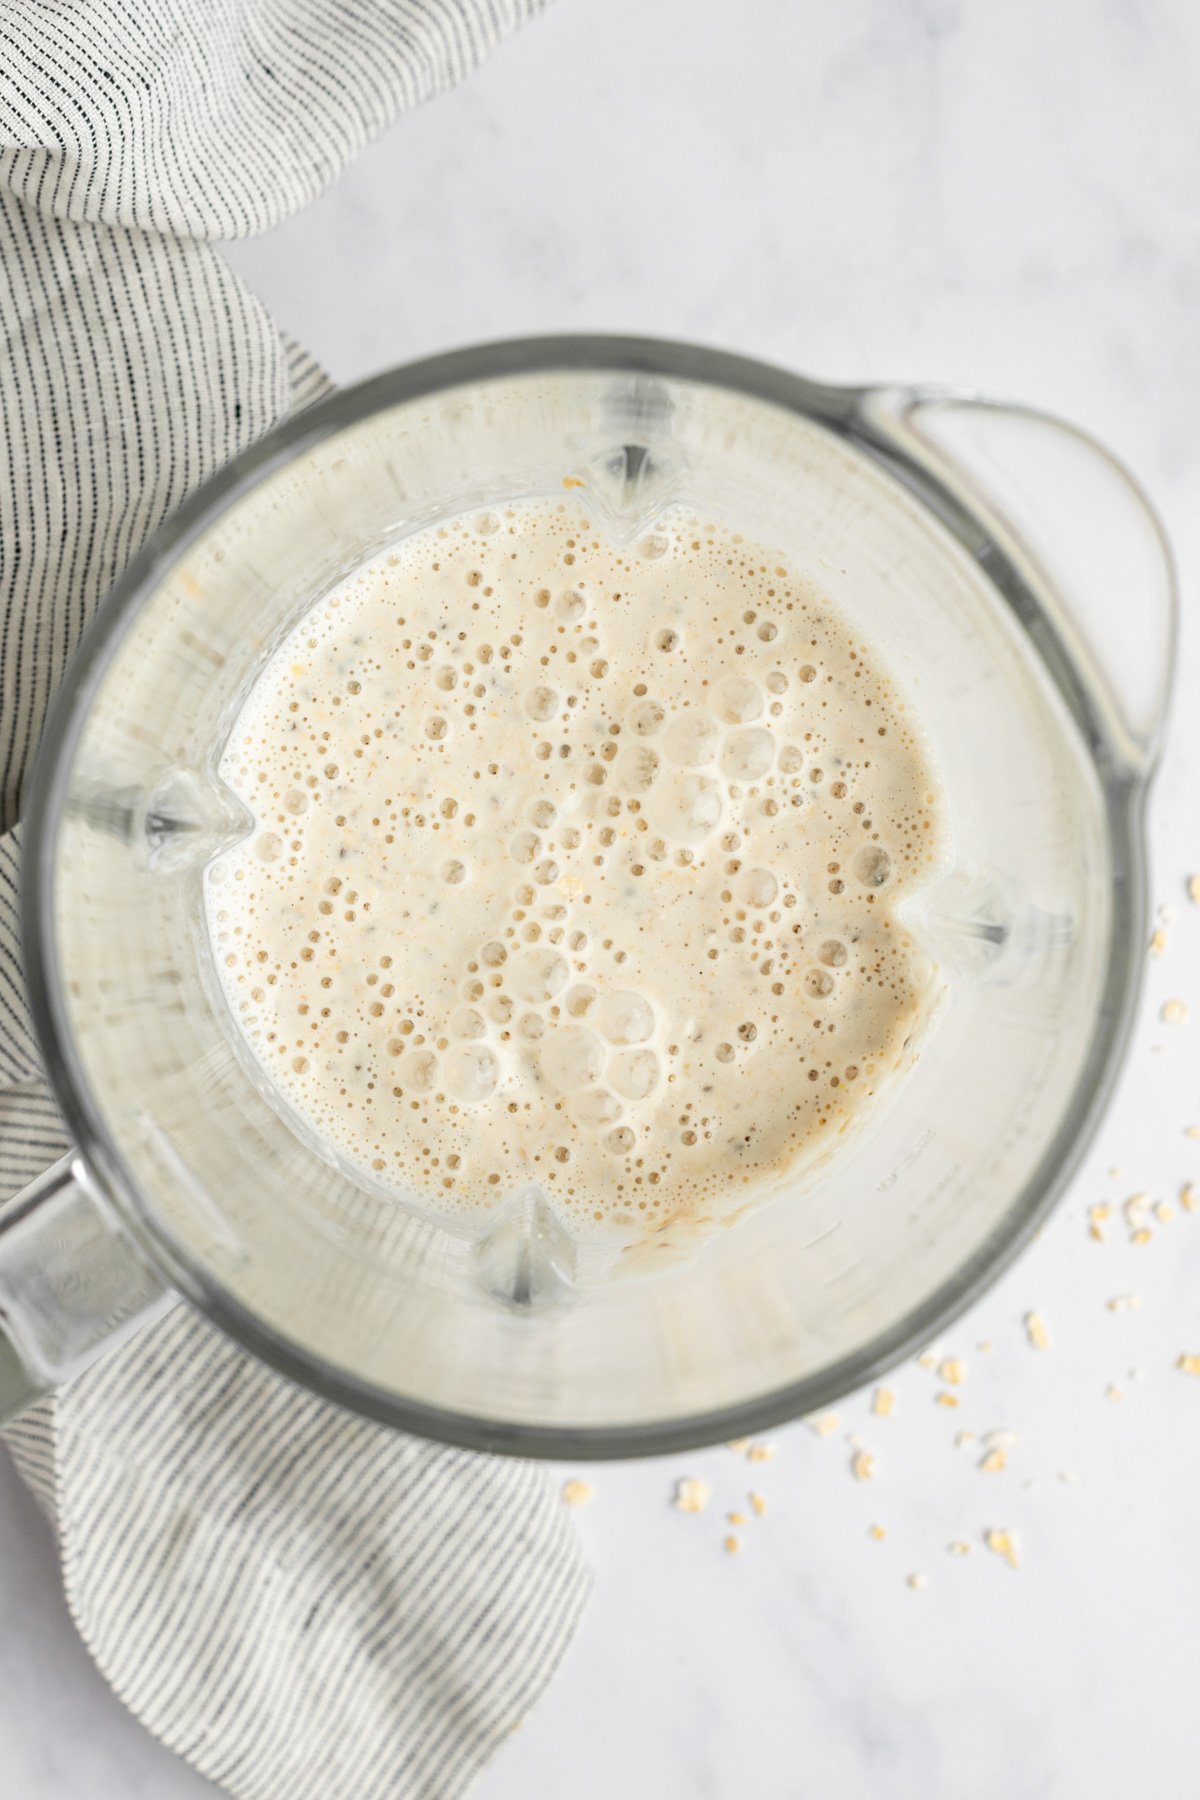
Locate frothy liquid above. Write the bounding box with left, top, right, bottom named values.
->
left=206, top=501, right=946, bottom=1242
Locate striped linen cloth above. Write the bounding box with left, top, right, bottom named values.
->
left=0, top=5, right=589, bottom=1798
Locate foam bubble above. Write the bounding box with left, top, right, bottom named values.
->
left=508, top=947, right=569, bottom=1003
left=542, top=1025, right=606, bottom=1092
left=629, top=699, right=665, bottom=736
left=407, top=1051, right=439, bottom=1092
left=742, top=867, right=778, bottom=908
left=717, top=677, right=763, bottom=724
left=595, top=989, right=654, bottom=1046
left=510, top=830, right=540, bottom=864
left=623, top=744, right=661, bottom=794
left=450, top=1007, right=486, bottom=1039
left=525, top=686, right=559, bottom=721
left=721, top=728, right=774, bottom=783
left=855, top=845, right=892, bottom=888
left=664, top=711, right=721, bottom=768
left=444, top=1043, right=499, bottom=1102
left=650, top=769, right=722, bottom=845
left=571, top=1088, right=623, bottom=1128
left=610, top=1047, right=660, bottom=1100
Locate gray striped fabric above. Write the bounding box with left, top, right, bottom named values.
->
left=0, top=5, right=590, bottom=1797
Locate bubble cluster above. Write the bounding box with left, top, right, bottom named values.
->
left=205, top=499, right=946, bottom=1243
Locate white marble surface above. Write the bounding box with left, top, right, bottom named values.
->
left=4, top=1, right=1200, bottom=1795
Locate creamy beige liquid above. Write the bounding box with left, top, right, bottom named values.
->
left=205, top=500, right=946, bottom=1243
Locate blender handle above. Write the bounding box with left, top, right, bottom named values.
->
left=854, top=387, right=1178, bottom=778
left=0, top=1152, right=170, bottom=1424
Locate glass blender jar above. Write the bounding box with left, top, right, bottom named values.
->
left=0, top=338, right=1176, bottom=1454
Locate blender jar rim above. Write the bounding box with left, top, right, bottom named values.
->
left=18, top=334, right=1159, bottom=1456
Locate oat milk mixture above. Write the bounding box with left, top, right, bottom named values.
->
left=206, top=501, right=946, bottom=1241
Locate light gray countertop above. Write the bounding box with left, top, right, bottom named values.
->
left=4, top=2, right=1200, bottom=1795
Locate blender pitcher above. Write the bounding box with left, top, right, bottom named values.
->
left=0, top=338, right=1176, bottom=1455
